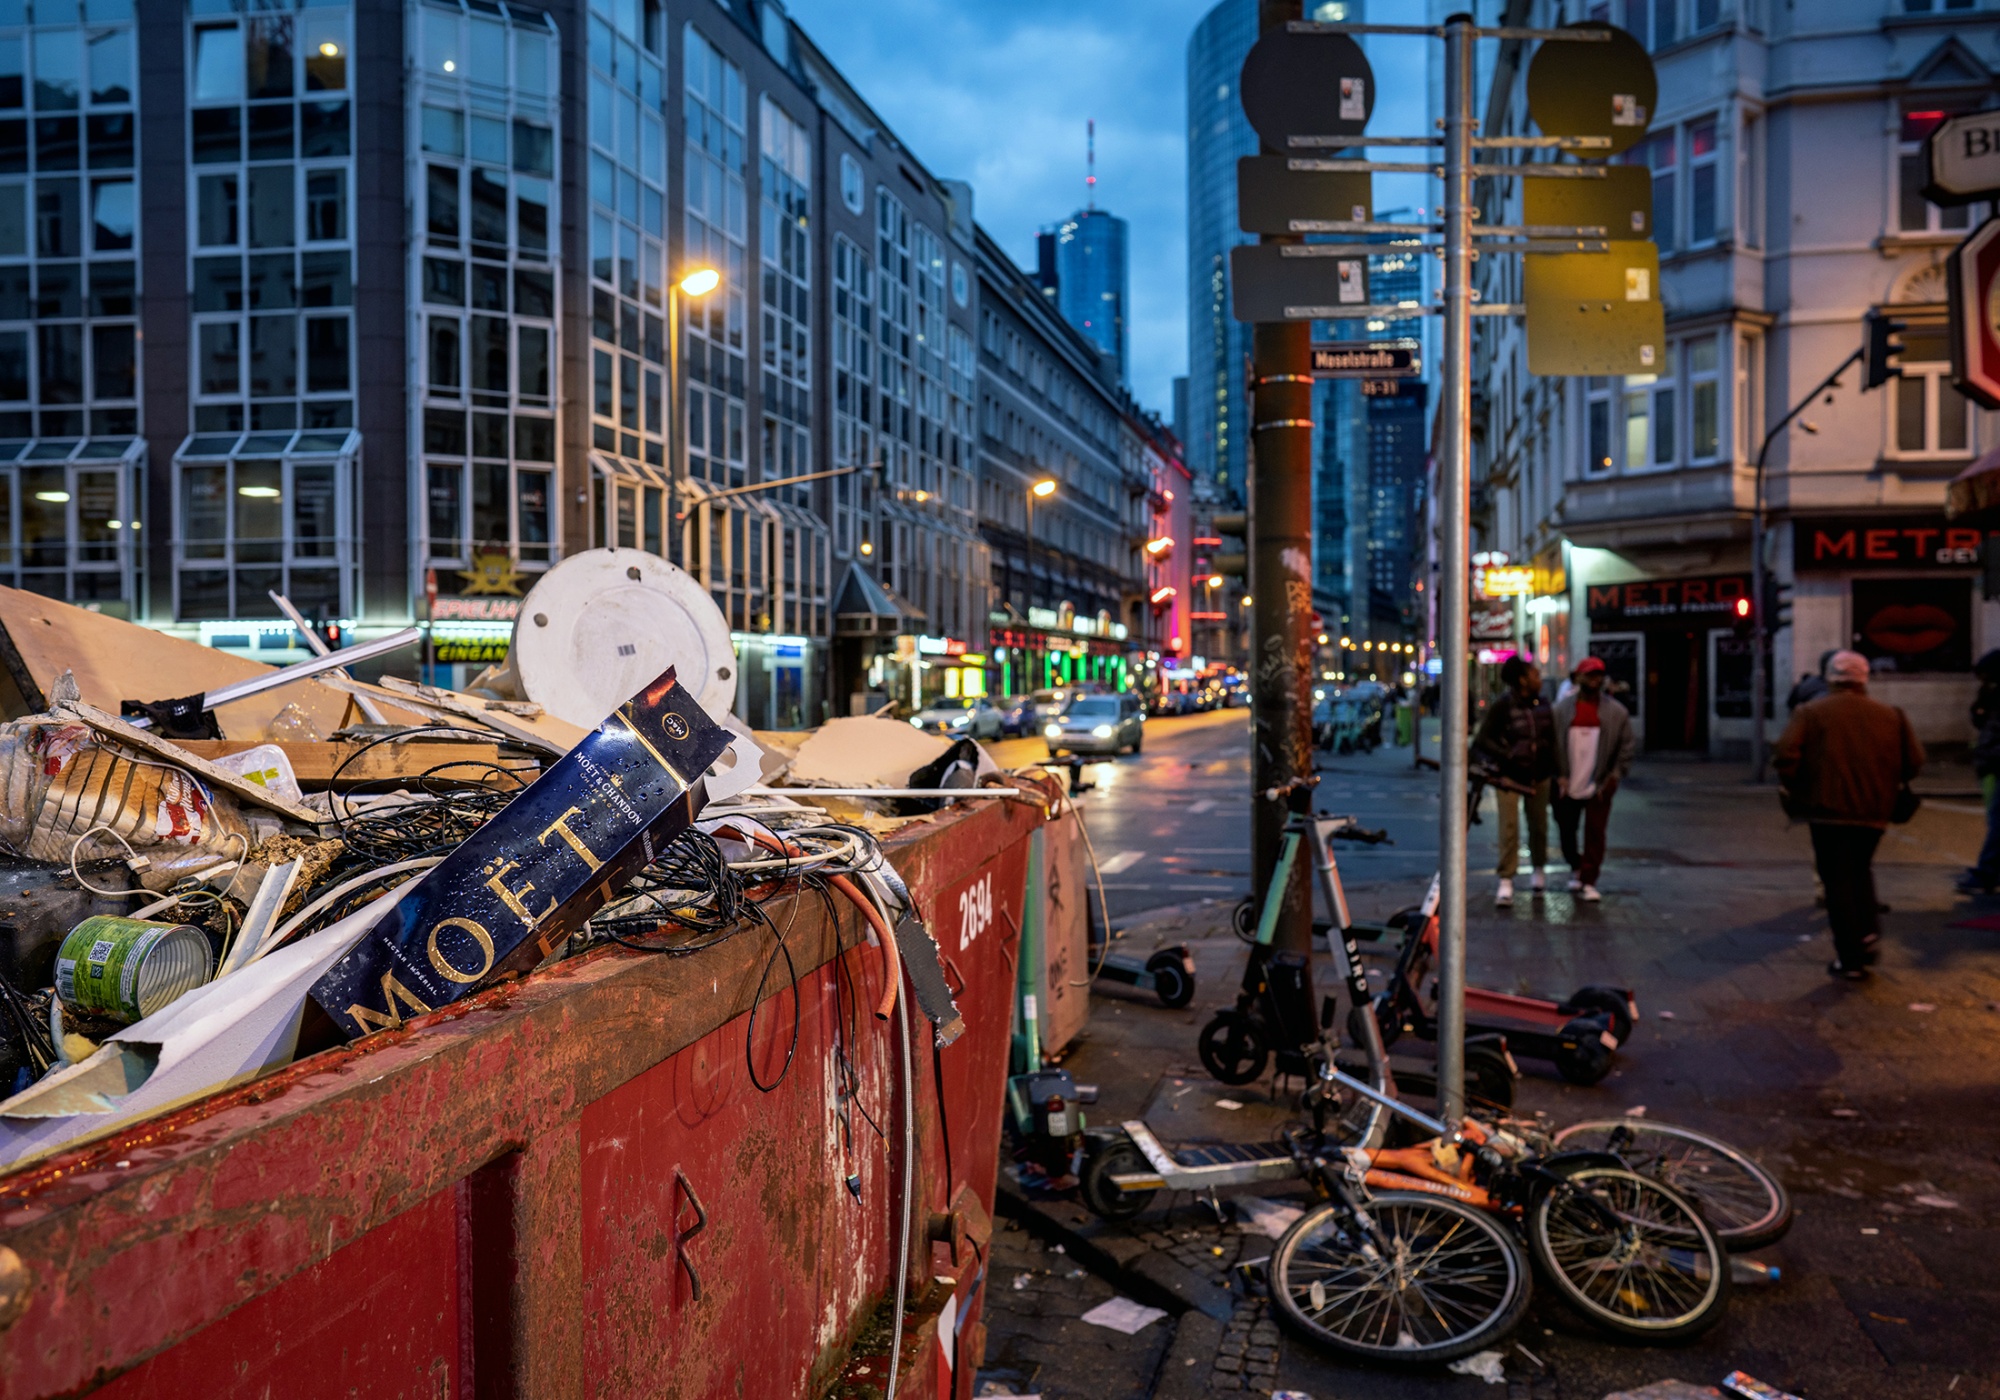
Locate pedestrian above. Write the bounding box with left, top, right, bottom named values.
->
left=1785, top=649, right=1838, bottom=713
left=1552, top=656, right=1635, bottom=904
left=1773, top=650, right=1924, bottom=980
left=1957, top=649, right=2000, bottom=893
left=1472, top=654, right=1555, bottom=906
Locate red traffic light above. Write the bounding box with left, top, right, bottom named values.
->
left=1733, top=596, right=1752, bottom=620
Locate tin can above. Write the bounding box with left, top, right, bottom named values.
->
left=54, top=916, right=214, bottom=1024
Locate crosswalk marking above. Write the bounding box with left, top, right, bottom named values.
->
left=1096, top=850, right=1144, bottom=876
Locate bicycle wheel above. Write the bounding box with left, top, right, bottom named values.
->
left=1527, top=1165, right=1731, bottom=1342
left=1552, top=1119, right=1792, bottom=1250
left=1270, top=1192, right=1532, bottom=1363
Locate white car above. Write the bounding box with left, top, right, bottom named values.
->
left=911, top=697, right=1002, bottom=739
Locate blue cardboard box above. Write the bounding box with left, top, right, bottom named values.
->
left=311, top=667, right=732, bottom=1038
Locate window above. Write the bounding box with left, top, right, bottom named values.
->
left=1687, top=119, right=1718, bottom=244
left=1890, top=321, right=1969, bottom=457
left=1622, top=375, right=1653, bottom=470
left=1627, top=130, right=1676, bottom=251
left=171, top=435, right=358, bottom=620
left=1688, top=334, right=1720, bottom=459
left=840, top=152, right=863, bottom=214
left=1626, top=0, right=1676, bottom=48
left=1898, top=108, right=1975, bottom=234
left=1585, top=377, right=1614, bottom=477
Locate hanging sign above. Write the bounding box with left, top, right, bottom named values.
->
left=1924, top=111, right=2000, bottom=206
left=1523, top=241, right=1663, bottom=376
left=1238, top=27, right=1374, bottom=147
left=1311, top=340, right=1420, bottom=378
left=1237, top=156, right=1371, bottom=235
left=1229, top=244, right=1371, bottom=322
left=1524, top=23, right=1657, bottom=159
left=1947, top=214, right=2000, bottom=411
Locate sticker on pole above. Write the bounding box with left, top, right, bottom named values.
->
left=1238, top=27, right=1373, bottom=147
left=1525, top=22, right=1656, bottom=158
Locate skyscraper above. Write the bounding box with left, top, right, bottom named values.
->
left=1049, top=208, right=1130, bottom=385
left=1184, top=0, right=1257, bottom=504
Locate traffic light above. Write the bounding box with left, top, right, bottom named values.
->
left=1765, top=578, right=1793, bottom=632
left=1731, top=594, right=1754, bottom=640
left=1864, top=309, right=1908, bottom=390
left=1212, top=512, right=1248, bottom=580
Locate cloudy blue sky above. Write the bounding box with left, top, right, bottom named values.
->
left=781, top=1, right=1433, bottom=421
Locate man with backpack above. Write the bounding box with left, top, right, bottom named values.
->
left=1552, top=656, right=1635, bottom=903
left=1774, top=650, right=1924, bottom=980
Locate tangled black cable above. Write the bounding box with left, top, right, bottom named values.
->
left=0, top=972, right=53, bottom=1077
left=323, top=725, right=535, bottom=872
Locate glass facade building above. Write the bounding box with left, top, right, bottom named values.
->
left=1184, top=0, right=1256, bottom=503
left=1049, top=207, right=1129, bottom=386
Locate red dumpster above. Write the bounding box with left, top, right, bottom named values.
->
left=0, top=789, right=1047, bottom=1400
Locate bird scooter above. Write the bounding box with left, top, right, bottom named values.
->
left=1368, top=768, right=1638, bottom=1085
left=1196, top=779, right=1520, bottom=1109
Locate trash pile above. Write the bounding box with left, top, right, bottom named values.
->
left=0, top=555, right=1016, bottom=1169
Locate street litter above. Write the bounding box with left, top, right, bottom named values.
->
left=1914, top=1193, right=1960, bottom=1209
left=1721, top=1373, right=1803, bottom=1400
left=1011, top=1273, right=1033, bottom=1290
left=1447, top=1349, right=1507, bottom=1383
left=1272, top=1392, right=1314, bottom=1400
left=1079, top=1296, right=1167, bottom=1334
left=1236, top=1195, right=1305, bottom=1240
left=1600, top=1384, right=1721, bottom=1400
left=1214, top=1097, right=1243, bottom=1110
left=1909, top=1002, right=1937, bottom=1012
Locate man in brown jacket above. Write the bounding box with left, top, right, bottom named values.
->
left=1773, top=650, right=1925, bottom=979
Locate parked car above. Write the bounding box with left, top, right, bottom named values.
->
left=1027, top=689, right=1070, bottom=727
left=1044, top=692, right=1146, bottom=757
left=911, top=696, right=1003, bottom=739
left=995, top=694, right=1036, bottom=736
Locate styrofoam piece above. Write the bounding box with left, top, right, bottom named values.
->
left=785, top=717, right=952, bottom=789
left=510, top=549, right=736, bottom=726
left=703, top=719, right=766, bottom=804
left=0, top=882, right=418, bottom=1166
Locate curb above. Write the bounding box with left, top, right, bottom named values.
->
left=993, top=1176, right=1240, bottom=1323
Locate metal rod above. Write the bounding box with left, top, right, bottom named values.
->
left=1286, top=134, right=1610, bottom=150
left=124, top=627, right=425, bottom=728
left=267, top=590, right=390, bottom=725
left=1435, top=11, right=1474, bottom=1127
left=1287, top=159, right=1607, bottom=178
left=1326, top=1066, right=1452, bottom=1139
left=1273, top=302, right=1525, bottom=320
left=680, top=460, right=876, bottom=514
left=668, top=283, right=684, bottom=567
left=1288, top=20, right=1611, bottom=39
left=1751, top=344, right=1863, bottom=784
left=1284, top=220, right=1608, bottom=237
left=737, top=786, right=1042, bottom=803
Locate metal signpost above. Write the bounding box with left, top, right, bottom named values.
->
left=1230, top=13, right=1654, bottom=1119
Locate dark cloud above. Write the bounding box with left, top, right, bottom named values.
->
left=783, top=0, right=1217, bottom=418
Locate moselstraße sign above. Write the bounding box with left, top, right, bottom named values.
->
left=1311, top=341, right=1420, bottom=378
left=1925, top=111, right=2000, bottom=206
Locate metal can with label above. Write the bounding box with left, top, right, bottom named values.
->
left=54, top=916, right=214, bottom=1025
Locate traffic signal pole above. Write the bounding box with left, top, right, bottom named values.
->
left=1435, top=12, right=1475, bottom=1125
left=1249, top=0, right=1316, bottom=961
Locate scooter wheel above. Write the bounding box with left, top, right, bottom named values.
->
left=1081, top=1139, right=1159, bottom=1221
left=1146, top=951, right=1195, bottom=1009
left=1553, top=1017, right=1615, bottom=1085
left=1230, top=897, right=1258, bottom=944
left=1465, top=1042, right=1517, bottom=1111
left=1370, top=992, right=1404, bottom=1049
left=1565, top=986, right=1635, bottom=1046
left=1198, top=1011, right=1269, bottom=1085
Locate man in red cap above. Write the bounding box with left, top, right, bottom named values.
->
left=1553, top=655, right=1635, bottom=902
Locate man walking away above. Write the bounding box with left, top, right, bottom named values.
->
left=1957, top=649, right=2000, bottom=893
left=1553, top=656, right=1635, bottom=903
left=1473, top=655, right=1556, bottom=907
left=1774, top=650, right=1924, bottom=980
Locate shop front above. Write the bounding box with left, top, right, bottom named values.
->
left=1582, top=570, right=1752, bottom=754
left=1790, top=514, right=1996, bottom=745
left=987, top=604, right=1131, bottom=700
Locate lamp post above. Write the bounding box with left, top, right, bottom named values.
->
left=667, top=266, right=720, bottom=568
left=1027, top=477, right=1056, bottom=688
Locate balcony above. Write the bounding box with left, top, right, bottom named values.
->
left=1553, top=463, right=1753, bottom=551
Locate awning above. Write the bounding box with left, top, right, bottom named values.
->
left=1947, top=444, right=2000, bottom=524
left=0, top=436, right=147, bottom=467
left=834, top=561, right=925, bottom=637
left=174, top=429, right=359, bottom=467
left=589, top=450, right=669, bottom=489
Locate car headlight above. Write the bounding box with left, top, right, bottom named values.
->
left=1091, top=724, right=1113, bottom=739
left=1314, top=689, right=1326, bottom=701
left=1044, top=723, right=1062, bottom=739
left=910, top=716, right=924, bottom=728
left=950, top=714, right=970, bottom=727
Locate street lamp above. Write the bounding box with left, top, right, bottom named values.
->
left=1024, top=478, right=1057, bottom=690
left=667, top=266, right=721, bottom=567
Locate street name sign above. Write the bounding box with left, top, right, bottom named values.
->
left=1947, top=214, right=2000, bottom=411
left=1524, top=23, right=1657, bottom=159
left=1237, top=156, right=1371, bottom=235
left=1524, top=164, right=1653, bottom=240
left=1523, top=241, right=1663, bottom=376
left=1238, top=27, right=1373, bottom=148
left=1229, top=244, right=1371, bottom=322
left=1925, top=112, right=2000, bottom=206
left=1311, top=340, right=1420, bottom=378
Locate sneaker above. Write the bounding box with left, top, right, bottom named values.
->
left=1579, top=884, right=1602, bottom=903
left=1827, top=960, right=1870, bottom=982
left=1496, top=878, right=1514, bottom=907
left=1566, top=875, right=1584, bottom=893
left=1530, top=870, right=1547, bottom=893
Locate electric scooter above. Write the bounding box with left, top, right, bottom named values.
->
left=1195, top=779, right=1520, bottom=1109
left=1368, top=768, right=1639, bottom=1085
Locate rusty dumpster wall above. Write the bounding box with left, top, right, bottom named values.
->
left=0, top=794, right=1039, bottom=1400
